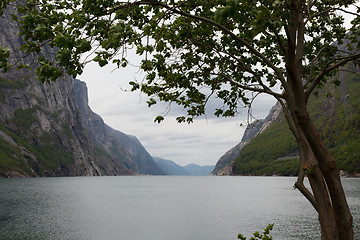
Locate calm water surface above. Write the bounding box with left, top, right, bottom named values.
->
left=0, top=176, right=359, bottom=240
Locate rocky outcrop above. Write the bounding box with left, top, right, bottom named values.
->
left=212, top=102, right=282, bottom=175
left=73, top=80, right=165, bottom=175
left=0, top=6, right=163, bottom=177
left=0, top=6, right=135, bottom=177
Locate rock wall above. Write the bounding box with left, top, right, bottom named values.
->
left=73, top=80, right=165, bottom=175
left=0, top=6, right=163, bottom=177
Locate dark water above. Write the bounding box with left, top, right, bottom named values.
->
left=0, top=176, right=359, bottom=240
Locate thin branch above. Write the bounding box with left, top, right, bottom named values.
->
left=295, top=13, right=305, bottom=70
left=305, top=53, right=360, bottom=101
left=304, top=45, right=330, bottom=88
left=332, top=7, right=360, bottom=18
left=308, top=6, right=360, bottom=21
left=310, top=9, right=331, bottom=19
left=221, top=74, right=285, bottom=99
left=246, top=92, right=261, bottom=124
left=110, top=0, right=289, bottom=89
left=274, top=31, right=287, bottom=55
left=212, top=43, right=285, bottom=100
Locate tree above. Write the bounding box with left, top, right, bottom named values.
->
left=1, top=0, right=360, bottom=239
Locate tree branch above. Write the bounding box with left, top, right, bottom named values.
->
left=111, top=0, right=288, bottom=89
left=220, top=74, right=284, bottom=99
left=213, top=44, right=281, bottom=96
left=305, top=53, right=360, bottom=101
left=295, top=13, right=305, bottom=70
left=294, top=170, right=318, bottom=212
left=304, top=45, right=330, bottom=89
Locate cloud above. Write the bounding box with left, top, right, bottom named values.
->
left=79, top=62, right=276, bottom=166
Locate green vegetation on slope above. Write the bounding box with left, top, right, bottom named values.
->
left=0, top=136, right=34, bottom=177
left=0, top=118, right=75, bottom=176
left=0, top=124, right=34, bottom=176
left=233, top=114, right=299, bottom=176
left=233, top=70, right=360, bottom=176
left=0, top=76, right=28, bottom=89
left=34, top=132, right=75, bottom=172
left=12, top=107, right=38, bottom=129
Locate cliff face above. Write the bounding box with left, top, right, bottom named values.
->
left=0, top=7, right=133, bottom=177
left=73, top=80, right=165, bottom=175
left=0, top=7, right=163, bottom=177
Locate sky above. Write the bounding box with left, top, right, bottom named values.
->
left=78, top=61, right=277, bottom=167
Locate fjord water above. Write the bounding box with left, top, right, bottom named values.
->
left=0, top=176, right=359, bottom=240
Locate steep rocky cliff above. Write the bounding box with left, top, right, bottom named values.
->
left=73, top=80, right=165, bottom=175
left=0, top=7, right=164, bottom=177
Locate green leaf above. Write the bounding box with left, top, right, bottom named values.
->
left=146, top=98, right=157, bottom=107
left=154, top=116, right=164, bottom=123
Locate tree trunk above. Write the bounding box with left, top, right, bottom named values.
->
left=292, top=107, right=354, bottom=239
left=295, top=129, right=338, bottom=239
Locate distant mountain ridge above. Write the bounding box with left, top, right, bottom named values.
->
left=184, top=164, right=215, bottom=176
left=153, top=157, right=192, bottom=175
left=154, top=157, right=214, bottom=176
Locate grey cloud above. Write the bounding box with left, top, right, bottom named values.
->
left=79, top=62, right=273, bottom=166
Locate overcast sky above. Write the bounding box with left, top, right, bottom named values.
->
left=78, top=60, right=277, bottom=167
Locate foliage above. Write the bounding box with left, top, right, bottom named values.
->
left=61, top=123, right=74, bottom=139
left=1, top=0, right=360, bottom=237
left=1, top=0, right=359, bottom=122
left=0, top=135, right=30, bottom=176
left=12, top=107, right=38, bottom=129
left=0, top=120, right=75, bottom=175
left=234, top=68, right=360, bottom=175
left=238, top=224, right=274, bottom=240
left=0, top=76, right=28, bottom=89
left=34, top=132, right=75, bottom=171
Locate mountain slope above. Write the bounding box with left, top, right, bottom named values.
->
left=184, top=164, right=215, bottom=176
left=214, top=66, right=360, bottom=176
left=0, top=7, right=133, bottom=177
left=73, top=80, right=165, bottom=175
left=0, top=7, right=164, bottom=177
left=154, top=157, right=192, bottom=175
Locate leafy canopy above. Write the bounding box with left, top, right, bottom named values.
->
left=1, top=0, right=360, bottom=122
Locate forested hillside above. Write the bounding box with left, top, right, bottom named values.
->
left=230, top=67, right=360, bottom=176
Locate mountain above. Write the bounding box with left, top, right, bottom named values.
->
left=154, top=157, right=214, bottom=175
left=213, top=66, right=360, bottom=176
left=211, top=102, right=282, bottom=175
left=184, top=164, right=215, bottom=176
left=0, top=7, right=164, bottom=177
left=154, top=157, right=192, bottom=175
left=73, top=80, right=165, bottom=175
